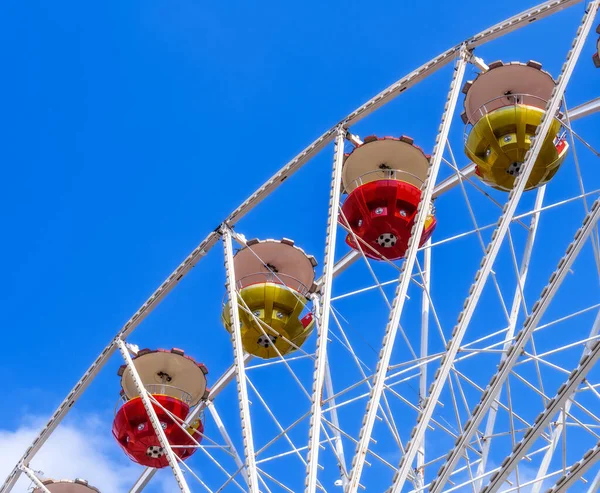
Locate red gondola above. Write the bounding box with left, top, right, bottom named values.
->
left=339, top=135, right=436, bottom=261
left=112, top=348, right=208, bottom=468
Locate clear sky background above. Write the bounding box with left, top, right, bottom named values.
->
left=1, top=1, right=599, bottom=492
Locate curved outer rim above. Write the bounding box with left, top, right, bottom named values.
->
left=118, top=348, right=209, bottom=407
left=1, top=2, right=589, bottom=492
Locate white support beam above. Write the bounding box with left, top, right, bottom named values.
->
left=1, top=1, right=586, bottom=491
left=587, top=468, right=600, bottom=493
left=431, top=197, right=600, bottom=493
left=568, top=96, right=600, bottom=121
left=531, top=309, right=600, bottom=492
left=18, top=465, right=50, bottom=493
left=1, top=231, right=219, bottom=493
left=342, top=0, right=582, bottom=126
left=469, top=54, right=489, bottom=72
left=405, top=4, right=600, bottom=489
left=346, top=48, right=469, bottom=493
left=416, top=240, right=432, bottom=488
left=481, top=339, right=600, bottom=493
left=346, top=132, right=363, bottom=147
left=222, top=227, right=260, bottom=493
left=130, top=352, right=252, bottom=492
left=207, top=400, right=250, bottom=488
left=475, top=186, right=546, bottom=490
left=325, top=160, right=480, bottom=289
left=432, top=163, right=477, bottom=198
left=546, top=440, right=600, bottom=492
left=305, top=127, right=346, bottom=493
left=325, top=359, right=349, bottom=488
left=132, top=233, right=386, bottom=491
left=116, top=339, right=191, bottom=493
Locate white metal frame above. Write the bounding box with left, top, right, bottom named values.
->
left=3, top=1, right=599, bottom=492
left=116, top=339, right=191, bottom=493
left=481, top=334, right=600, bottom=492
left=222, top=227, right=260, bottom=493
left=346, top=46, right=469, bottom=493
left=18, top=465, right=51, bottom=493
left=305, top=127, right=346, bottom=492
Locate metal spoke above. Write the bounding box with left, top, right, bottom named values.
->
left=531, top=309, right=600, bottom=492
left=306, top=127, right=349, bottom=493
left=545, top=439, right=600, bottom=492
left=18, top=465, right=51, bottom=493
left=480, top=339, right=600, bottom=493
left=2, top=2, right=598, bottom=493
left=416, top=240, right=431, bottom=487
left=475, top=186, right=546, bottom=489
left=347, top=48, right=468, bottom=492
left=222, top=227, right=260, bottom=493
left=431, top=196, right=600, bottom=492
left=412, top=6, right=600, bottom=489
left=116, top=339, right=190, bottom=493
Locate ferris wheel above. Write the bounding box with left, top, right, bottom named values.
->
left=4, top=1, right=600, bottom=492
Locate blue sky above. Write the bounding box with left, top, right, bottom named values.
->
left=1, top=1, right=599, bottom=492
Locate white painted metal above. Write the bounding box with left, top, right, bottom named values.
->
left=0, top=230, right=218, bottom=493
left=116, top=339, right=191, bottom=493
left=432, top=196, right=600, bottom=493
left=469, top=54, right=489, bottom=72
left=130, top=352, right=252, bottom=492
left=531, top=309, right=600, bottom=493
left=3, top=0, right=575, bottom=484
left=305, top=127, right=346, bottom=493
left=222, top=227, right=260, bottom=493
left=481, top=338, right=600, bottom=492
left=403, top=5, right=600, bottom=490
left=416, top=240, right=431, bottom=488
left=346, top=48, right=469, bottom=493
left=474, top=186, right=546, bottom=490
left=545, top=439, right=600, bottom=492
left=1, top=1, right=596, bottom=492
left=587, top=468, right=600, bottom=493
left=568, top=96, right=600, bottom=120
left=342, top=0, right=582, bottom=126
left=324, top=359, right=349, bottom=488
left=432, top=163, right=476, bottom=198
left=207, top=401, right=251, bottom=488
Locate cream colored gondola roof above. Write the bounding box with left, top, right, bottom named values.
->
left=119, top=348, right=209, bottom=406
left=462, top=61, right=556, bottom=125
left=341, top=136, right=430, bottom=194
left=233, top=238, right=317, bottom=294
left=33, top=479, right=101, bottom=493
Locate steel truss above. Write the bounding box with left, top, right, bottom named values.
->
left=3, top=1, right=600, bottom=492
left=426, top=3, right=600, bottom=491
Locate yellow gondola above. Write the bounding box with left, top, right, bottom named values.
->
left=462, top=61, right=569, bottom=192
left=222, top=282, right=314, bottom=359
left=221, top=238, right=317, bottom=359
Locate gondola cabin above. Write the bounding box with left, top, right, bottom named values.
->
left=221, top=239, right=317, bottom=359
left=594, top=24, right=600, bottom=68
left=33, top=479, right=101, bottom=493
left=340, top=135, right=436, bottom=261
left=112, top=348, right=208, bottom=468
left=462, top=61, right=569, bottom=191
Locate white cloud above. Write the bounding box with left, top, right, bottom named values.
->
left=0, top=414, right=141, bottom=492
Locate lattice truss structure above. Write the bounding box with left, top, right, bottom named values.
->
left=5, top=1, right=600, bottom=492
